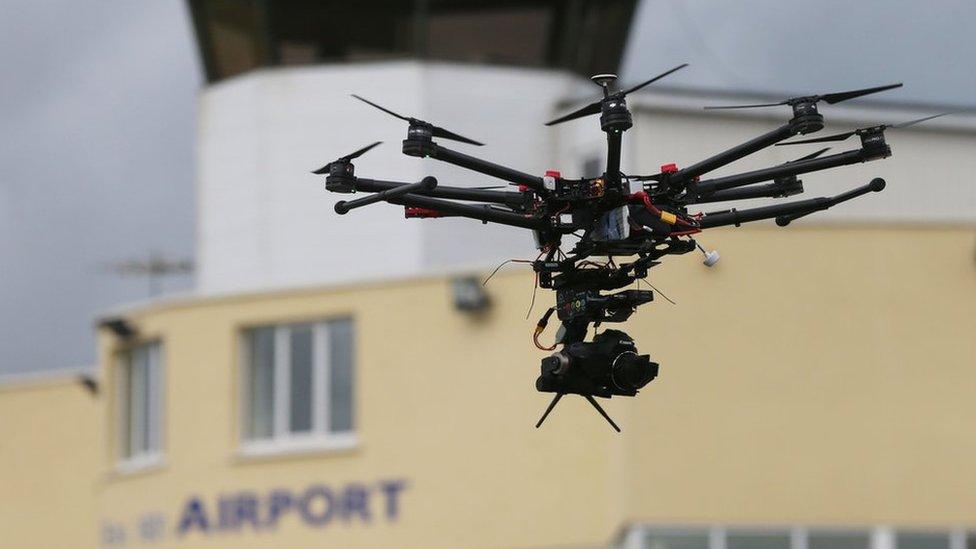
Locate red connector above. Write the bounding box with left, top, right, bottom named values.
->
left=405, top=207, right=443, bottom=218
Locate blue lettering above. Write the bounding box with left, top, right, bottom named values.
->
left=299, top=485, right=335, bottom=526
left=235, top=492, right=261, bottom=530
left=177, top=496, right=210, bottom=535
left=379, top=479, right=408, bottom=521
left=218, top=494, right=238, bottom=531
left=265, top=489, right=294, bottom=529
left=339, top=483, right=371, bottom=523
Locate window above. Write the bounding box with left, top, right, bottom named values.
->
left=627, top=525, right=962, bottom=549
left=807, top=531, right=871, bottom=549
left=896, top=532, right=950, bottom=549
left=117, top=342, right=163, bottom=467
left=727, top=530, right=791, bottom=549
left=242, top=319, right=354, bottom=454
left=644, top=529, right=709, bottom=549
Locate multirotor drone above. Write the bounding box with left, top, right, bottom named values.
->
left=315, top=65, right=940, bottom=432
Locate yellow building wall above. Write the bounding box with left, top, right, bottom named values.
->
left=2, top=225, right=974, bottom=548
left=0, top=376, right=101, bottom=549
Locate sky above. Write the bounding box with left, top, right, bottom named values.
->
left=1, top=0, right=974, bottom=375
left=622, top=0, right=976, bottom=108
left=0, top=1, right=200, bottom=374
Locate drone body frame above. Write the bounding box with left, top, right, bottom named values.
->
left=315, top=66, right=919, bottom=431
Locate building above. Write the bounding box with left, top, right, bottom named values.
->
left=2, top=2, right=976, bottom=548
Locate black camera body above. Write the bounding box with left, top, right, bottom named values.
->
left=536, top=330, right=659, bottom=398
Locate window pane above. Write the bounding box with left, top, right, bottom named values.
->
left=809, top=532, right=871, bottom=549
left=246, top=327, right=275, bottom=439
left=130, top=347, right=150, bottom=455
left=120, top=343, right=161, bottom=460
left=728, top=531, right=790, bottom=549
left=328, top=319, right=354, bottom=433
left=896, top=533, right=950, bottom=549
left=120, top=358, right=133, bottom=458
left=644, top=530, right=709, bottom=549
left=145, top=344, right=161, bottom=453
left=289, top=325, right=313, bottom=433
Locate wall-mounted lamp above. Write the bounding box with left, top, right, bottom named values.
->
left=451, top=276, right=491, bottom=313
left=99, top=317, right=137, bottom=340
left=78, top=374, right=99, bottom=396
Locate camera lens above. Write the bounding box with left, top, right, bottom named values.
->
left=610, top=351, right=658, bottom=391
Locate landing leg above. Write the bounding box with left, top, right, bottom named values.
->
left=584, top=395, right=621, bottom=433
left=534, top=393, right=564, bottom=429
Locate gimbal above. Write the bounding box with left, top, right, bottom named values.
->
left=314, top=66, right=932, bottom=431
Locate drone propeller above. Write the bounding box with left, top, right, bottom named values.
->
left=351, top=94, right=484, bottom=146
left=311, top=141, right=382, bottom=174
left=545, top=63, right=689, bottom=126
left=774, top=113, right=951, bottom=146
left=789, top=147, right=831, bottom=161
left=703, top=83, right=903, bottom=110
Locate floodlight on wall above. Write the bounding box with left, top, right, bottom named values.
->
left=99, top=317, right=137, bottom=340
left=78, top=374, right=99, bottom=396
left=451, top=276, right=491, bottom=313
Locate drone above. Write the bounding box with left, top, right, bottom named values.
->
left=314, top=64, right=942, bottom=432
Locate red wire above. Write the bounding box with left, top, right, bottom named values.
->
left=533, top=328, right=557, bottom=351
left=629, top=192, right=695, bottom=228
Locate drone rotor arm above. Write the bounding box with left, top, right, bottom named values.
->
left=427, top=143, right=546, bottom=193
left=354, top=177, right=527, bottom=208
left=671, top=123, right=799, bottom=185
left=687, top=181, right=804, bottom=204
left=690, top=148, right=866, bottom=195
left=696, top=178, right=885, bottom=229
left=387, top=194, right=545, bottom=230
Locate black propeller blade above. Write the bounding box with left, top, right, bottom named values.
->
left=545, top=102, right=603, bottom=127
left=311, top=141, right=382, bottom=174
left=790, top=147, right=832, bottom=161
left=545, top=63, right=689, bottom=126
left=704, top=83, right=903, bottom=110
left=775, top=113, right=950, bottom=146
left=351, top=94, right=484, bottom=146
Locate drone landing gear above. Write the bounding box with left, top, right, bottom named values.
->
left=534, top=393, right=621, bottom=433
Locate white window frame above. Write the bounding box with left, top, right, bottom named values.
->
left=116, top=341, right=164, bottom=473
left=239, top=320, right=356, bottom=458
left=622, top=524, right=972, bottom=549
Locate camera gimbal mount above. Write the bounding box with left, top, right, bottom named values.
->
left=314, top=65, right=937, bottom=431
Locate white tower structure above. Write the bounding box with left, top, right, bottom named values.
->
left=188, top=0, right=639, bottom=294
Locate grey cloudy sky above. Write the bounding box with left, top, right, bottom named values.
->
left=0, top=1, right=200, bottom=374
left=1, top=0, right=973, bottom=375
left=623, top=0, right=976, bottom=107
